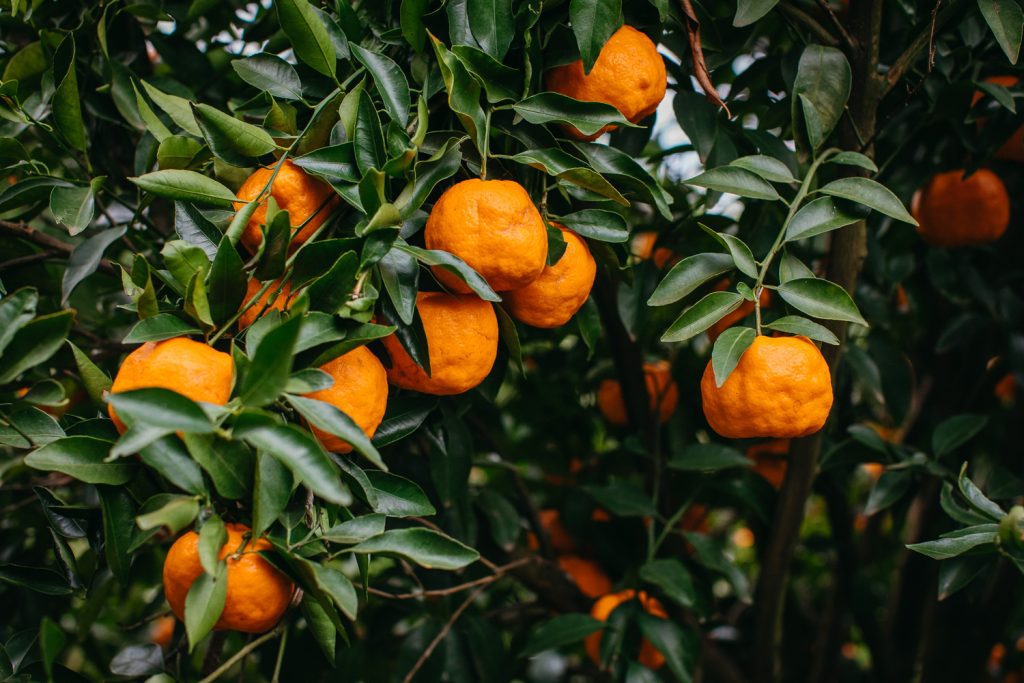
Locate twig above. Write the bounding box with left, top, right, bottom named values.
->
left=883, top=0, right=963, bottom=97
left=0, top=220, right=117, bottom=275
left=197, top=626, right=283, bottom=683
left=778, top=2, right=840, bottom=47
left=816, top=0, right=858, bottom=50
left=0, top=250, right=58, bottom=271
left=361, top=557, right=536, bottom=600
left=402, top=585, right=487, bottom=683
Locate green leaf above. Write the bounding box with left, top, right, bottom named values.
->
left=300, top=596, right=337, bottom=665
left=958, top=464, right=1006, bottom=520
left=762, top=315, right=840, bottom=345
left=192, top=103, right=277, bottom=166
left=174, top=202, right=221, bottom=259
left=583, top=481, right=656, bottom=517
left=661, top=291, right=744, bottom=343
left=467, top=0, right=515, bottom=58
left=314, top=565, right=358, bottom=621
left=239, top=424, right=347, bottom=504
left=938, top=555, right=990, bottom=600
left=277, top=0, right=337, bottom=78
left=401, top=0, right=429, bottom=51
left=347, top=528, right=479, bottom=570
left=350, top=44, right=410, bottom=126
left=394, top=139, right=463, bottom=218
left=123, top=314, right=202, bottom=343
left=557, top=209, right=629, bottom=242
left=62, top=226, right=125, bottom=304
left=829, top=151, right=879, bottom=172
left=0, top=407, right=63, bottom=449
left=500, top=148, right=628, bottom=205
left=685, top=167, right=780, bottom=200
left=138, top=436, right=206, bottom=495
left=777, top=277, right=867, bottom=326
left=25, top=437, right=133, bottom=485
left=320, top=514, right=386, bottom=544
left=108, top=388, right=214, bottom=436
left=68, top=341, right=112, bottom=406
left=520, top=614, right=603, bottom=658
left=207, top=238, right=247, bottom=325
left=818, top=177, right=917, bottom=225
left=240, top=314, right=302, bottom=408
left=39, top=617, right=66, bottom=681
left=865, top=471, right=913, bottom=516
left=711, top=326, right=756, bottom=386
left=0, top=565, right=73, bottom=596
left=397, top=244, right=501, bottom=301
left=285, top=395, right=386, bottom=470
left=0, top=311, right=74, bottom=384
left=933, top=414, right=989, bottom=457
left=430, top=35, right=488, bottom=156
left=365, top=470, right=435, bottom=517
left=729, top=154, right=796, bottom=183
left=734, top=0, right=781, bottom=25
left=513, top=92, right=636, bottom=136
left=647, top=252, right=737, bottom=305
left=570, top=0, right=622, bottom=73
left=371, top=395, right=436, bottom=446
left=253, top=450, right=293, bottom=538
left=639, top=558, right=697, bottom=608
left=232, top=53, right=304, bottom=101
left=451, top=45, right=521, bottom=103
left=130, top=170, right=237, bottom=208
left=0, top=288, right=38, bottom=356
left=979, top=0, right=1024, bottom=64
left=778, top=250, right=816, bottom=282
left=793, top=46, right=851, bottom=150
left=198, top=515, right=227, bottom=576
left=306, top=251, right=359, bottom=314
left=50, top=183, right=98, bottom=236
left=636, top=614, right=696, bottom=683
left=184, top=562, right=227, bottom=651
left=51, top=35, right=86, bottom=151
left=97, top=486, right=136, bottom=584
left=162, top=240, right=211, bottom=291
left=667, top=443, right=750, bottom=472
left=140, top=81, right=204, bottom=137
left=785, top=196, right=861, bottom=241
left=907, top=530, right=996, bottom=560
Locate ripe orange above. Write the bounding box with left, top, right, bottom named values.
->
left=237, top=278, right=290, bottom=329
left=701, top=336, right=833, bottom=439
left=163, top=523, right=294, bottom=633
left=707, top=280, right=772, bottom=343
left=150, top=615, right=176, bottom=648
left=995, top=373, right=1017, bottom=404
left=235, top=159, right=338, bottom=253
left=528, top=509, right=577, bottom=554
left=424, top=179, right=548, bottom=292
left=545, top=26, right=667, bottom=140
left=747, top=439, right=790, bottom=489
left=303, top=346, right=388, bottom=453
left=381, top=291, right=498, bottom=395
left=862, top=462, right=885, bottom=480
left=597, top=360, right=678, bottom=426
left=972, top=76, right=1024, bottom=161
left=557, top=555, right=612, bottom=599
left=631, top=231, right=674, bottom=269
left=108, top=338, right=234, bottom=434
left=504, top=225, right=596, bottom=328
left=585, top=590, right=667, bottom=670
left=679, top=504, right=709, bottom=533
left=911, top=169, right=1009, bottom=247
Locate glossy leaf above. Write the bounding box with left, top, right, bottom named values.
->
left=661, top=291, right=744, bottom=342
left=347, top=528, right=479, bottom=570
left=777, top=277, right=868, bottom=326
left=818, top=177, right=917, bottom=225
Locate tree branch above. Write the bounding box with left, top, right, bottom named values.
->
left=778, top=2, right=840, bottom=47
left=402, top=584, right=487, bottom=683
left=0, top=219, right=117, bottom=275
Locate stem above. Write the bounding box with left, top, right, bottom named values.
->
left=270, top=626, right=288, bottom=683
left=752, top=148, right=838, bottom=334
left=480, top=108, right=492, bottom=180
left=402, top=585, right=486, bottom=683
left=197, top=627, right=283, bottom=683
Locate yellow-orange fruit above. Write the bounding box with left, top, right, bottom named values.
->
left=150, top=615, right=176, bottom=648
left=701, top=336, right=833, bottom=439
left=235, top=159, right=338, bottom=253
left=381, top=291, right=498, bottom=395
left=528, top=509, right=578, bottom=554
left=747, top=439, right=791, bottom=489
left=424, top=179, right=548, bottom=293
left=108, top=338, right=234, bottom=434
left=557, top=555, right=612, bottom=599
left=162, top=523, right=294, bottom=633
left=546, top=26, right=667, bottom=140
left=995, top=373, right=1017, bottom=404
left=911, top=169, right=1009, bottom=247
left=237, top=279, right=291, bottom=329
left=504, top=226, right=596, bottom=328
left=597, top=360, right=678, bottom=426
left=972, top=76, right=1024, bottom=162
left=303, top=346, right=388, bottom=453
left=631, top=231, right=674, bottom=269
left=585, top=590, right=667, bottom=670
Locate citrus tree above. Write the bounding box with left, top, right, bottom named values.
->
left=1, top=0, right=1023, bottom=681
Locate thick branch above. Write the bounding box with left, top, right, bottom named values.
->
left=0, top=220, right=117, bottom=276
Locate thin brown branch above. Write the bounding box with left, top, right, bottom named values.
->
left=0, top=250, right=59, bottom=271
left=883, top=0, right=963, bottom=97
left=360, top=557, right=536, bottom=600
left=0, top=220, right=117, bottom=275
left=679, top=0, right=732, bottom=117
left=778, top=2, right=840, bottom=47
left=816, top=0, right=858, bottom=50
left=402, top=584, right=486, bottom=683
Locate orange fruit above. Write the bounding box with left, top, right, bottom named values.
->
left=707, top=280, right=772, bottom=343
left=381, top=291, right=498, bottom=395
left=424, top=179, right=547, bottom=293
left=303, top=346, right=388, bottom=453
left=545, top=26, right=667, bottom=141
left=237, top=278, right=291, bottom=329
left=911, top=169, right=1009, bottom=247
left=150, top=615, right=176, bottom=648
left=504, top=225, right=596, bottom=328
left=631, top=231, right=674, bottom=269
left=163, top=522, right=294, bottom=633
left=597, top=360, right=678, bottom=426
left=972, top=76, right=1024, bottom=161
left=584, top=590, right=667, bottom=670
left=528, top=509, right=577, bottom=554
left=865, top=421, right=901, bottom=444
left=747, top=439, right=790, bottom=489
left=235, top=159, right=338, bottom=253
left=862, top=462, right=885, bottom=480
left=557, top=555, right=612, bottom=599
left=108, top=338, right=234, bottom=434
left=679, top=504, right=709, bottom=532
left=995, top=373, right=1017, bottom=404
left=701, top=336, right=833, bottom=439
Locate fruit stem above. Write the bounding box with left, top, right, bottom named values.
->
left=481, top=108, right=492, bottom=180
left=752, top=147, right=838, bottom=334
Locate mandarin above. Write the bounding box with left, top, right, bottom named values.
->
left=597, top=360, right=678, bottom=426
left=504, top=225, right=596, bottom=328
left=584, top=590, right=667, bottom=670
left=304, top=346, right=388, bottom=453
left=912, top=169, right=1009, bottom=247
